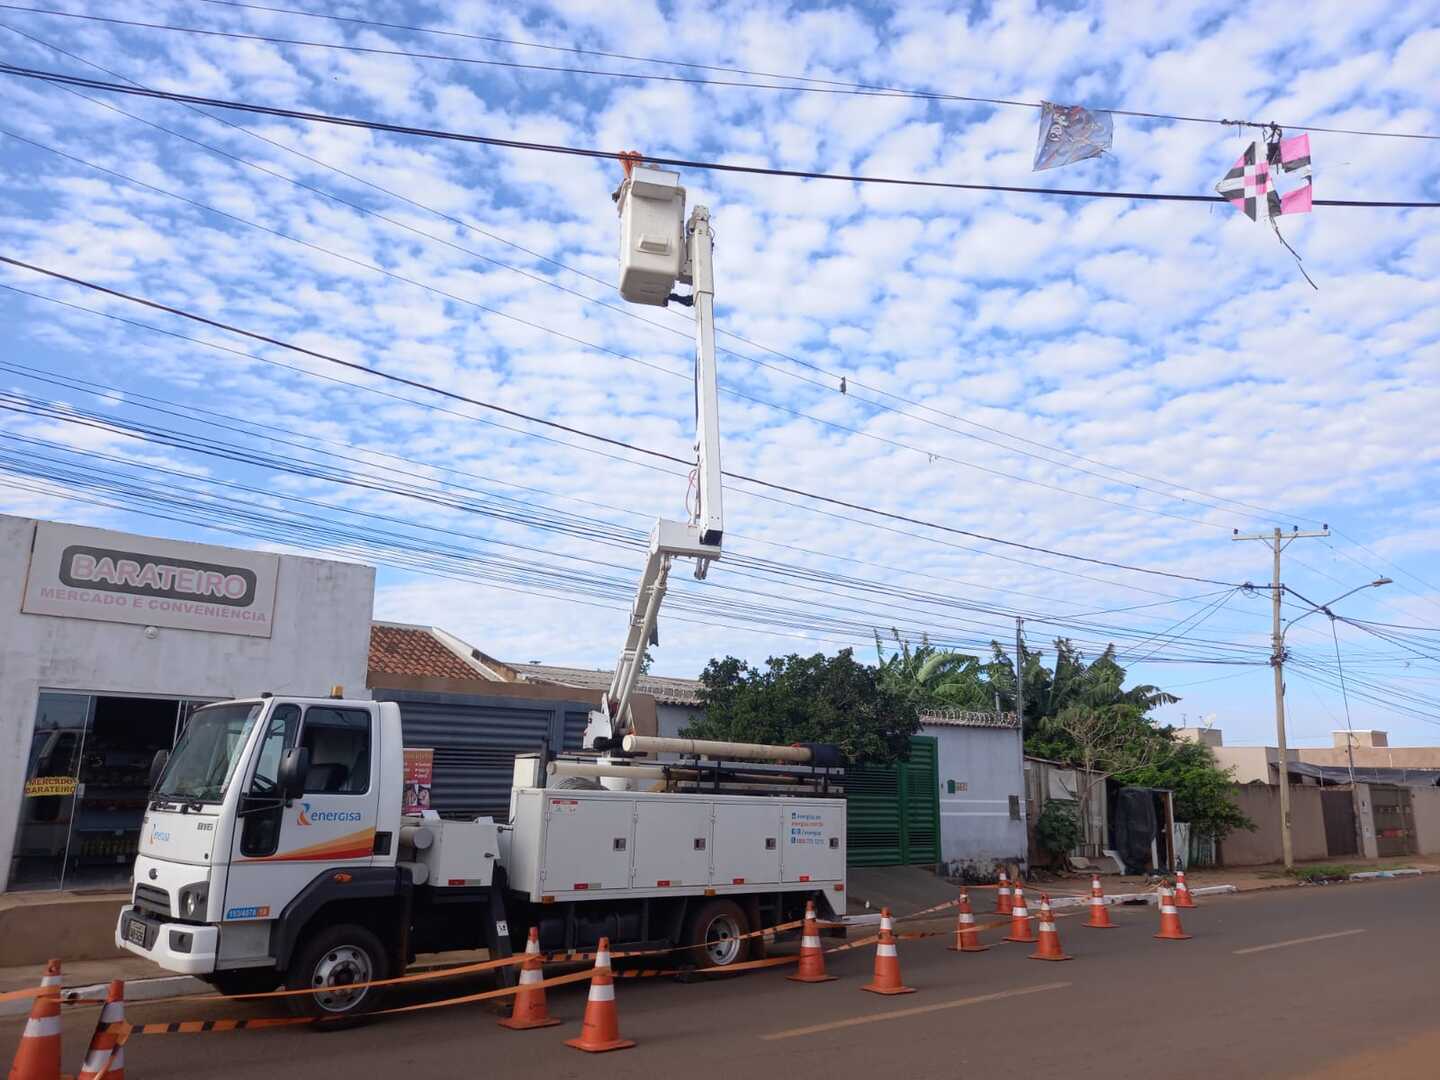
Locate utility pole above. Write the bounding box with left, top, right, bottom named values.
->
left=1014, top=617, right=1025, bottom=728
left=1232, top=525, right=1330, bottom=870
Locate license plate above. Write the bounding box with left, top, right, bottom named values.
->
left=125, top=916, right=147, bottom=946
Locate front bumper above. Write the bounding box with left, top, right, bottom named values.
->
left=115, top=904, right=218, bottom=975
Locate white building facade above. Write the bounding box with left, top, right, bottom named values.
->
left=1, top=515, right=374, bottom=892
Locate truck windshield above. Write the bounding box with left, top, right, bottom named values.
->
left=154, top=703, right=264, bottom=803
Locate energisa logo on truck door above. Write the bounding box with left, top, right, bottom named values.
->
left=297, top=803, right=364, bottom=825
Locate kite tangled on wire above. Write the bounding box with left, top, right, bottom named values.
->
left=1214, top=125, right=1317, bottom=288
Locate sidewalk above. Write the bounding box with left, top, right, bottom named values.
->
left=1070, top=854, right=1440, bottom=895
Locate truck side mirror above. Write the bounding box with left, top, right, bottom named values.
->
left=148, top=749, right=170, bottom=791
left=277, top=747, right=310, bottom=804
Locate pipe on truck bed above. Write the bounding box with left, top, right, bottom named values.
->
left=546, top=761, right=803, bottom=785
left=620, top=734, right=814, bottom=762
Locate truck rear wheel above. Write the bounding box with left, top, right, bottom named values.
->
left=684, top=899, right=750, bottom=970
left=284, top=923, right=388, bottom=1024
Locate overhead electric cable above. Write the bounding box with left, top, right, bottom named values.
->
left=8, top=2, right=1437, bottom=141
left=1, top=63, right=1435, bottom=207
left=0, top=124, right=1261, bottom=533
left=6, top=18, right=1436, bottom=615
left=0, top=25, right=1314, bottom=536
left=0, top=253, right=1258, bottom=588
left=4, top=279, right=1268, bottom=614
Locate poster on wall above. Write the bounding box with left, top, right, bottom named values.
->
left=403, top=748, right=434, bottom=813
left=21, top=522, right=280, bottom=638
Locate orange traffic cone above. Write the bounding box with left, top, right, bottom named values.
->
left=1174, top=870, right=1197, bottom=909
left=37, top=961, right=62, bottom=995
left=78, top=980, right=126, bottom=1080
left=1003, top=883, right=1036, bottom=944
left=995, top=869, right=1013, bottom=915
left=8, top=966, right=62, bottom=1080
left=947, top=890, right=990, bottom=953
left=861, top=909, right=915, bottom=995
left=1029, top=896, right=1072, bottom=961
left=1155, top=883, right=1192, bottom=941
left=564, top=938, right=635, bottom=1053
left=500, top=928, right=561, bottom=1030
left=1085, top=874, right=1114, bottom=929
left=787, top=901, right=837, bottom=983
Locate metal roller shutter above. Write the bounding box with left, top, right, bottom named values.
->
left=373, top=690, right=591, bottom=819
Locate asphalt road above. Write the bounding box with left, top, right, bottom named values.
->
left=6, top=877, right=1439, bottom=1080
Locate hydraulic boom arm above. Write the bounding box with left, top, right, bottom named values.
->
left=583, top=166, right=722, bottom=750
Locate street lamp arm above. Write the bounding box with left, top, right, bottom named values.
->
left=1281, top=580, right=1392, bottom=640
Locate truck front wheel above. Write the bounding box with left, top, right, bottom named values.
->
left=284, top=923, right=389, bottom=1023
left=684, top=899, right=750, bottom=970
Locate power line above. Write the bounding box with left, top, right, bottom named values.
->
left=2, top=63, right=1435, bottom=208
left=1, top=123, right=1263, bottom=536
left=0, top=371, right=1277, bottom=660
left=0, top=253, right=1259, bottom=588
left=0, top=24, right=1314, bottom=539
left=1346, top=617, right=1440, bottom=634
left=0, top=427, right=1269, bottom=661
left=11, top=2, right=1438, bottom=142
left=0, top=276, right=1367, bottom=663
left=6, top=19, right=1436, bottom=616
left=5, top=277, right=1268, bottom=617
left=7, top=25, right=1436, bottom=600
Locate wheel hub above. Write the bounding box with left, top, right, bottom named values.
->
left=704, top=914, right=742, bottom=966
left=311, top=945, right=372, bottom=1012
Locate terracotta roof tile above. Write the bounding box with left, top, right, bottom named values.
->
left=511, top=662, right=704, bottom=706
left=369, top=625, right=481, bottom=680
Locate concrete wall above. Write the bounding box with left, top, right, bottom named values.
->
left=1220, top=785, right=1329, bottom=866
left=1410, top=787, right=1440, bottom=855
left=0, top=515, right=375, bottom=890
left=926, top=723, right=1027, bottom=879
left=1212, top=747, right=1275, bottom=784
left=1296, top=746, right=1440, bottom=770
left=657, top=701, right=703, bottom=740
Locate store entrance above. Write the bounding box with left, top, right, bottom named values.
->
left=10, top=693, right=209, bottom=891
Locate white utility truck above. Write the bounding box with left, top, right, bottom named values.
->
left=115, top=161, right=849, bottom=1018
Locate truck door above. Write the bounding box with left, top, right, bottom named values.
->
left=222, top=703, right=379, bottom=920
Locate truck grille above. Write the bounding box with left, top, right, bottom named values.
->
left=133, top=883, right=171, bottom=917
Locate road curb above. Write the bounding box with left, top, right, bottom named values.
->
left=0, top=975, right=207, bottom=1017
left=1347, top=868, right=1423, bottom=880
left=1048, top=884, right=1238, bottom=910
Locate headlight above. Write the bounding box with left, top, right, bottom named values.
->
left=178, top=883, right=209, bottom=920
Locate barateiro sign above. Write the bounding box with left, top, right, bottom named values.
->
left=22, top=522, right=280, bottom=638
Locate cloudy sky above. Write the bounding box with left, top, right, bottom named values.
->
left=1, top=0, right=1437, bottom=747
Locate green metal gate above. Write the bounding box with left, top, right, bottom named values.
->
left=845, top=736, right=941, bottom=866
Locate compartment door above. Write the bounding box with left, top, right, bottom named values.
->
left=712, top=802, right=781, bottom=887
left=631, top=799, right=712, bottom=889
left=541, top=796, right=634, bottom=893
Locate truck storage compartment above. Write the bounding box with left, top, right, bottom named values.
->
left=507, top=788, right=844, bottom=903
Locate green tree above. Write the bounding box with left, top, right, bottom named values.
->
left=1034, top=799, right=1083, bottom=862
left=875, top=632, right=993, bottom=711
left=684, top=649, right=920, bottom=764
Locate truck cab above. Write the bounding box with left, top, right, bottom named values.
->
left=117, top=695, right=410, bottom=1014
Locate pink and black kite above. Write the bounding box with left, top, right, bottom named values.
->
left=1214, top=134, right=1312, bottom=221
left=1215, top=130, right=1316, bottom=287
